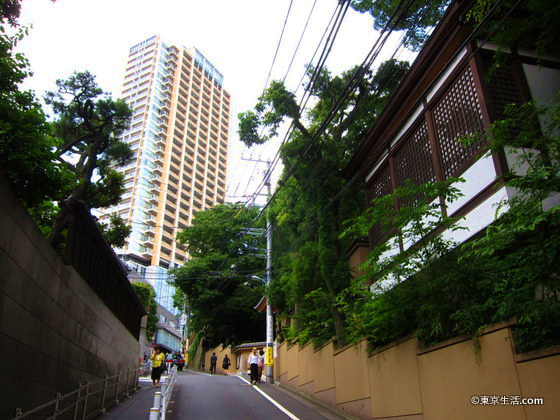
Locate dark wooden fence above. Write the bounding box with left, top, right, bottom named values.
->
left=61, top=202, right=146, bottom=338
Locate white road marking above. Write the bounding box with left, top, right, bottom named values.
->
left=237, top=376, right=302, bottom=420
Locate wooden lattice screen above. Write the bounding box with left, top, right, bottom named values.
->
left=432, top=66, right=487, bottom=178
left=394, top=122, right=436, bottom=207
left=481, top=53, right=523, bottom=120
left=394, top=122, right=435, bottom=186
left=368, top=163, right=393, bottom=247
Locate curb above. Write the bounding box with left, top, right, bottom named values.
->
left=273, top=382, right=363, bottom=420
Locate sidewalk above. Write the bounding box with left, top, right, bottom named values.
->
left=96, top=375, right=169, bottom=419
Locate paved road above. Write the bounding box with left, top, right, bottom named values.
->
left=168, top=371, right=345, bottom=420
left=98, top=370, right=347, bottom=420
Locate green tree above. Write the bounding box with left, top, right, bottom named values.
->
left=98, top=213, right=133, bottom=247
left=461, top=101, right=560, bottom=351
left=239, top=59, right=410, bottom=346
left=172, top=204, right=266, bottom=347
left=350, top=0, right=451, bottom=51
left=0, top=26, right=133, bottom=245
left=131, top=281, right=158, bottom=342
left=466, top=0, right=560, bottom=58
left=44, top=71, right=133, bottom=246
left=350, top=0, right=560, bottom=56
left=0, top=26, right=71, bottom=208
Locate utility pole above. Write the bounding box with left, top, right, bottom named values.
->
left=242, top=157, right=274, bottom=384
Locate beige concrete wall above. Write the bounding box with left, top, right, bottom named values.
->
left=334, top=340, right=370, bottom=404
left=333, top=340, right=372, bottom=419
left=275, top=341, right=287, bottom=381
left=0, top=176, right=140, bottom=418
left=313, top=341, right=335, bottom=393
left=298, top=342, right=315, bottom=386
left=286, top=343, right=299, bottom=382
left=516, top=347, right=560, bottom=420
left=204, top=344, right=237, bottom=375
left=369, top=337, right=422, bottom=418
left=273, top=326, right=560, bottom=420
left=418, top=328, right=524, bottom=420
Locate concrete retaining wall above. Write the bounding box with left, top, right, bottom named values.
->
left=274, top=324, right=560, bottom=420
left=0, top=176, right=140, bottom=418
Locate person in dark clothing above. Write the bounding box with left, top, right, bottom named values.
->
left=222, top=354, right=231, bottom=375
left=210, top=352, right=217, bottom=374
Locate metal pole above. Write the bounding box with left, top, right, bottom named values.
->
left=124, top=369, right=130, bottom=397
left=114, top=372, right=120, bottom=403
left=265, top=163, right=274, bottom=385
left=72, top=384, right=82, bottom=420
left=52, top=392, right=61, bottom=419
left=100, top=376, right=108, bottom=413
left=161, top=383, right=168, bottom=420
left=242, top=156, right=274, bottom=384
left=81, top=382, right=90, bottom=420
left=149, top=407, right=160, bottom=420
left=153, top=391, right=162, bottom=411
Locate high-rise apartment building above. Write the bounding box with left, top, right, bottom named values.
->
left=99, top=35, right=230, bottom=314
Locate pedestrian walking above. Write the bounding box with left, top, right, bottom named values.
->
left=222, top=354, right=231, bottom=375
left=257, top=349, right=265, bottom=382
left=210, top=352, right=217, bottom=374
left=150, top=346, right=165, bottom=387
left=247, top=348, right=259, bottom=385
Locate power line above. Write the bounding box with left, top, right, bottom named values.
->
left=213, top=0, right=409, bottom=272
left=262, top=0, right=295, bottom=94
left=283, top=0, right=319, bottom=84
left=261, top=0, right=523, bottom=275
left=236, top=0, right=351, bottom=208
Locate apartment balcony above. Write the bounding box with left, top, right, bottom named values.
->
left=166, top=53, right=177, bottom=64
left=147, top=194, right=159, bottom=205
left=149, top=173, right=161, bottom=183
left=164, top=209, right=176, bottom=221
left=145, top=216, right=156, bottom=226
left=155, top=136, right=166, bottom=147
left=141, top=237, right=154, bottom=247
left=147, top=204, right=159, bottom=214
left=160, top=102, right=170, bottom=113
left=148, top=184, right=160, bottom=196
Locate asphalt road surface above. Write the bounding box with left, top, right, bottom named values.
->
left=166, top=370, right=346, bottom=420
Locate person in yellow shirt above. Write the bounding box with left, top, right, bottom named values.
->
left=150, top=346, right=165, bottom=387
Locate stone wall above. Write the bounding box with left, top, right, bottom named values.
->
left=274, top=323, right=560, bottom=420
left=0, top=176, right=140, bottom=418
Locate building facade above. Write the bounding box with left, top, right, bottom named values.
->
left=345, top=1, right=560, bottom=272
left=100, top=36, right=230, bottom=351
left=99, top=35, right=230, bottom=301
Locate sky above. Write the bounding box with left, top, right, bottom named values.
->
left=17, top=0, right=413, bottom=205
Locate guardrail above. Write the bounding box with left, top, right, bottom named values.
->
left=149, top=364, right=177, bottom=420
left=11, top=366, right=145, bottom=420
